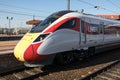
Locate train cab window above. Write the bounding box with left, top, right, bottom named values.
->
left=58, top=19, right=76, bottom=29
left=29, top=10, right=74, bottom=33
left=29, top=17, right=57, bottom=33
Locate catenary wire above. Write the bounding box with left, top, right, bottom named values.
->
left=77, top=0, right=119, bottom=14
left=0, top=2, right=50, bottom=13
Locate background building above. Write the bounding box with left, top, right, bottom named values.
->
left=97, top=14, right=120, bottom=20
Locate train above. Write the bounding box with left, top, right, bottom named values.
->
left=14, top=10, right=120, bottom=67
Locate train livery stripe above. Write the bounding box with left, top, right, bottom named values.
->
left=42, top=17, right=78, bottom=33
left=14, top=33, right=40, bottom=61
left=24, top=42, right=48, bottom=62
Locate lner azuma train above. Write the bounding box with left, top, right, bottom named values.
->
left=14, top=10, right=120, bottom=67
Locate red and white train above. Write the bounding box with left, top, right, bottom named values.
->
left=14, top=10, right=120, bottom=67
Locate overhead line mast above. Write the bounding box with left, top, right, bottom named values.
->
left=67, top=0, right=70, bottom=10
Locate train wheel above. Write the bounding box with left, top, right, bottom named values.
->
left=54, top=52, right=75, bottom=65
left=88, top=47, right=95, bottom=56
left=77, top=47, right=95, bottom=59
left=79, top=49, right=86, bottom=58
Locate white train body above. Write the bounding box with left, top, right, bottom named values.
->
left=14, top=10, right=120, bottom=67
left=38, top=12, right=120, bottom=55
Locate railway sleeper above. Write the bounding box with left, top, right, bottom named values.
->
left=112, top=68, right=120, bottom=74
left=95, top=75, right=115, bottom=80
left=108, top=69, right=120, bottom=74
left=95, top=72, right=120, bottom=80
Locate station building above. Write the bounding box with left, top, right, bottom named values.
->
left=26, top=20, right=42, bottom=26
left=97, top=14, right=120, bottom=20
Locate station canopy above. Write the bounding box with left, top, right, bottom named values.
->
left=97, top=14, right=120, bottom=20
left=26, top=20, right=42, bottom=25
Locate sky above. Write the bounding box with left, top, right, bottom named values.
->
left=0, top=0, right=120, bottom=28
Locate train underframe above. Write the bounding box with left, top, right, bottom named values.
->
left=24, top=47, right=95, bottom=67
left=54, top=47, right=95, bottom=65
left=53, top=42, right=120, bottom=65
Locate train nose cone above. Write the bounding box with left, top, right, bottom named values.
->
left=23, top=44, right=34, bottom=62
left=14, top=40, right=35, bottom=62
left=14, top=33, right=41, bottom=62
left=14, top=40, right=31, bottom=62
left=24, top=42, right=47, bottom=62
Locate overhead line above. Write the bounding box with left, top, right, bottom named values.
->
left=77, top=0, right=95, bottom=7
left=0, top=10, right=46, bottom=18
left=0, top=2, right=50, bottom=13
left=77, top=0, right=118, bottom=14
left=108, top=0, right=120, bottom=10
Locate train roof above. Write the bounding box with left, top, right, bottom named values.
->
left=56, top=10, right=119, bottom=21
left=48, top=10, right=74, bottom=18
left=79, top=12, right=120, bottom=24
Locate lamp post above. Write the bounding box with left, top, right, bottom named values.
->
left=6, top=16, right=13, bottom=34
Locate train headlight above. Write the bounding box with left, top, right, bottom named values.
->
left=34, top=33, right=50, bottom=42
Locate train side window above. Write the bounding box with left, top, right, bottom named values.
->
left=58, top=19, right=76, bottom=29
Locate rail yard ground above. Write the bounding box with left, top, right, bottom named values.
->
left=0, top=40, right=120, bottom=80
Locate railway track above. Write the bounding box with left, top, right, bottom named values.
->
left=81, top=59, right=120, bottom=80
left=0, top=35, right=23, bottom=41
left=93, top=62, right=120, bottom=80
left=1, top=61, right=120, bottom=80
left=0, top=64, right=61, bottom=80
left=0, top=67, right=40, bottom=80
left=0, top=48, right=120, bottom=80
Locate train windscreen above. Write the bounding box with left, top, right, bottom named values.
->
left=29, top=10, right=74, bottom=33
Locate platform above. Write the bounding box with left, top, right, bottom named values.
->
left=0, top=50, right=13, bottom=55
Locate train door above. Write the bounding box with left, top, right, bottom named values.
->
left=98, top=22, right=104, bottom=43
left=80, top=18, right=87, bottom=46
